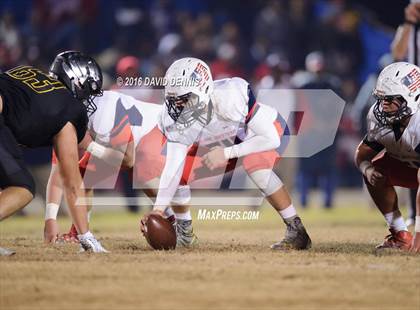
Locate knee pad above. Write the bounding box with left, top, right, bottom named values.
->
left=171, top=185, right=191, bottom=205
left=248, top=169, right=283, bottom=197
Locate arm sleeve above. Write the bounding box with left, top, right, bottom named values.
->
left=154, top=141, right=188, bottom=211
left=224, top=107, right=281, bottom=159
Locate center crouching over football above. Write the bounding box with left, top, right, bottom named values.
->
left=1, top=1, right=420, bottom=310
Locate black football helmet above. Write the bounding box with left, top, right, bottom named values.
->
left=49, top=51, right=103, bottom=115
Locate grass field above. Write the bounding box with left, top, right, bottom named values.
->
left=1, top=204, right=419, bottom=310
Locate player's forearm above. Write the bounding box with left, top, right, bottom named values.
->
left=391, top=24, right=411, bottom=61
left=225, top=107, right=280, bottom=159
left=86, top=141, right=134, bottom=168
left=121, top=141, right=135, bottom=168
left=224, top=115, right=280, bottom=159
left=78, top=132, right=93, bottom=150
left=45, top=164, right=63, bottom=220
left=224, top=134, right=279, bottom=159
left=54, top=122, right=89, bottom=234
left=154, top=170, right=183, bottom=212
left=62, top=176, right=89, bottom=234
left=354, top=141, right=378, bottom=175
left=154, top=142, right=187, bottom=211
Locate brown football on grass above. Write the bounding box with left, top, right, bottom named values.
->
left=144, top=214, right=176, bottom=250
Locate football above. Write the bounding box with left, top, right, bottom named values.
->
left=143, top=214, right=176, bottom=250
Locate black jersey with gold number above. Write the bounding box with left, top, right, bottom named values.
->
left=0, top=66, right=88, bottom=147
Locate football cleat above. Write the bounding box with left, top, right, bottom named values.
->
left=78, top=232, right=109, bottom=253
left=0, top=247, right=16, bottom=256
left=376, top=229, right=412, bottom=251
left=176, top=219, right=198, bottom=248
left=57, top=224, right=79, bottom=243
left=271, top=216, right=312, bottom=250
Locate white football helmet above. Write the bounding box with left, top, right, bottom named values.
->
left=164, top=57, right=214, bottom=127
left=373, top=62, right=420, bottom=126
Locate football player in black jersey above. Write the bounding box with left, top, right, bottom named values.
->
left=0, top=51, right=108, bottom=254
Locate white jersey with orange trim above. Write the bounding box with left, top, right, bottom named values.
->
left=365, top=105, right=420, bottom=168
left=154, top=77, right=282, bottom=210
left=90, top=91, right=162, bottom=147
left=159, top=77, right=278, bottom=149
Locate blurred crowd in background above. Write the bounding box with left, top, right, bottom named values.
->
left=0, top=0, right=412, bottom=210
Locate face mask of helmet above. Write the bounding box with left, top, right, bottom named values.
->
left=50, top=52, right=103, bottom=116
left=165, top=92, right=212, bottom=128
left=373, top=94, right=411, bottom=126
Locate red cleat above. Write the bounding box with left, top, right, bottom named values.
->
left=376, top=229, right=413, bottom=251
left=57, top=224, right=79, bottom=243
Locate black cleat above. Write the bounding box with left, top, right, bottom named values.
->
left=271, top=216, right=312, bottom=250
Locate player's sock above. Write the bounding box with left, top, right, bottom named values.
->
left=384, top=210, right=408, bottom=232
left=164, top=207, right=176, bottom=225
left=175, top=210, right=192, bottom=221
left=78, top=231, right=94, bottom=239
left=87, top=210, right=92, bottom=223
left=164, top=207, right=175, bottom=219
left=272, top=204, right=311, bottom=250
left=278, top=204, right=297, bottom=223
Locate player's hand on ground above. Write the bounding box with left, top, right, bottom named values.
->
left=44, top=219, right=59, bottom=243
left=364, top=166, right=386, bottom=186
left=409, top=232, right=420, bottom=253
left=203, top=146, right=228, bottom=171
left=405, top=3, right=420, bottom=24
left=140, top=209, right=165, bottom=235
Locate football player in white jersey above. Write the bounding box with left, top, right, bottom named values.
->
left=142, top=57, right=312, bottom=250
left=355, top=62, right=420, bottom=252
left=43, top=90, right=177, bottom=243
